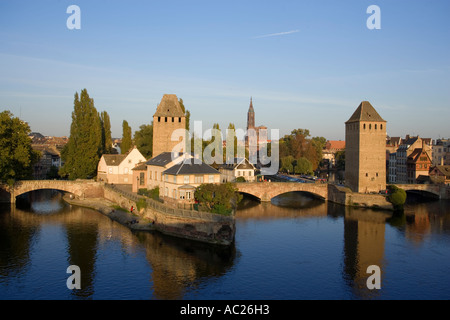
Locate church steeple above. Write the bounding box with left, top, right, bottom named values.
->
left=247, top=97, right=255, bottom=130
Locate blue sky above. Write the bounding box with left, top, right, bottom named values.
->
left=1, top=0, right=449, bottom=140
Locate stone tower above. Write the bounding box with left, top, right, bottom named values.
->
left=345, top=101, right=387, bottom=193
left=152, top=94, right=186, bottom=158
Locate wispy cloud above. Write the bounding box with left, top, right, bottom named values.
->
left=253, top=29, right=300, bottom=39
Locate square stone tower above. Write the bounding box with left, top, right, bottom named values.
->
left=345, top=101, right=387, bottom=193
left=152, top=94, right=186, bottom=158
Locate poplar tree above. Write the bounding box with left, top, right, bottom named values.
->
left=100, top=111, right=113, bottom=154
left=134, top=123, right=153, bottom=159
left=60, top=89, right=103, bottom=180
left=121, top=120, right=132, bottom=154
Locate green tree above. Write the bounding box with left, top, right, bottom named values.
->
left=387, top=185, right=407, bottom=211
left=100, top=111, right=113, bottom=154
left=335, top=151, right=345, bottom=171
left=280, top=156, right=295, bottom=173
left=0, top=111, right=40, bottom=184
left=179, top=98, right=190, bottom=132
left=121, top=120, right=132, bottom=154
left=194, top=183, right=242, bottom=215
left=134, top=123, right=153, bottom=159
left=59, top=89, right=103, bottom=180
left=294, top=157, right=313, bottom=175
left=279, top=129, right=325, bottom=171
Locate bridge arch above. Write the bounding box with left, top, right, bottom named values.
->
left=393, top=184, right=441, bottom=200
left=235, top=182, right=328, bottom=202
left=6, top=180, right=105, bottom=203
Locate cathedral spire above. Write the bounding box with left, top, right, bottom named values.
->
left=247, top=97, right=255, bottom=130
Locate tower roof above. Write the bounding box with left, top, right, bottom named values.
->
left=248, top=97, right=254, bottom=113
left=153, top=94, right=185, bottom=117
left=346, top=101, right=386, bottom=123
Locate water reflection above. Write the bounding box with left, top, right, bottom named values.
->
left=0, top=190, right=236, bottom=300
left=1, top=190, right=449, bottom=299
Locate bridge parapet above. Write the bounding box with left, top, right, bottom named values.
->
left=235, top=182, right=328, bottom=201
left=1, top=180, right=105, bottom=203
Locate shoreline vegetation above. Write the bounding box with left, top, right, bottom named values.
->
left=62, top=194, right=155, bottom=231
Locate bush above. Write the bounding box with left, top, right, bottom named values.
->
left=387, top=185, right=406, bottom=210
left=194, top=183, right=242, bottom=215
left=136, top=198, right=147, bottom=212
left=138, top=187, right=159, bottom=200
left=236, top=176, right=246, bottom=182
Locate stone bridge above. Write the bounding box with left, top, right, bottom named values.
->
left=0, top=180, right=105, bottom=203
left=394, top=184, right=449, bottom=199
left=235, top=182, right=329, bottom=202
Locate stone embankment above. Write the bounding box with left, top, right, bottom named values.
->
left=63, top=194, right=155, bottom=231
left=327, top=184, right=394, bottom=210
left=63, top=183, right=236, bottom=246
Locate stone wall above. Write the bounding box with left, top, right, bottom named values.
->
left=328, top=184, right=393, bottom=210
left=103, top=184, right=235, bottom=246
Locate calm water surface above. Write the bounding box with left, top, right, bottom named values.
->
left=0, top=190, right=449, bottom=300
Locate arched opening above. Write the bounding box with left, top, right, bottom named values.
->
left=15, top=189, right=75, bottom=213
left=404, top=190, right=440, bottom=203
left=271, top=191, right=326, bottom=208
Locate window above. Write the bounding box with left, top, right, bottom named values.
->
left=124, top=167, right=128, bottom=174
left=186, top=192, right=191, bottom=200
left=184, top=175, right=189, bottom=184
left=209, top=175, right=214, bottom=183
left=165, top=117, right=167, bottom=122
left=195, top=176, right=204, bottom=183
left=172, top=117, right=174, bottom=122
left=173, top=189, right=177, bottom=199
left=375, top=124, right=377, bottom=130
left=108, top=167, right=113, bottom=174
left=366, top=173, right=368, bottom=177
left=179, top=117, right=181, bottom=123
left=369, top=124, right=372, bottom=130
left=140, top=173, right=145, bottom=185
left=364, top=124, right=366, bottom=130
left=158, top=117, right=161, bottom=122
left=381, top=124, right=383, bottom=130
left=165, top=188, right=168, bottom=197
left=149, top=171, right=152, bottom=180
left=173, top=175, right=176, bottom=183
left=165, top=174, right=168, bottom=182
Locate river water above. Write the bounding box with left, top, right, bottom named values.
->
left=0, top=190, right=449, bottom=300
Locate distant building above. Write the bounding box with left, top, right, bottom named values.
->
left=388, top=152, right=397, bottom=184
left=219, top=158, right=256, bottom=182
left=432, top=139, right=450, bottom=166
left=406, top=146, right=433, bottom=184
left=32, top=146, right=61, bottom=179
left=322, top=140, right=345, bottom=168
left=429, top=164, right=450, bottom=185
left=245, top=98, right=269, bottom=161
left=152, top=94, right=186, bottom=158
left=396, top=136, right=432, bottom=184
left=345, top=101, right=387, bottom=193
left=97, top=147, right=146, bottom=184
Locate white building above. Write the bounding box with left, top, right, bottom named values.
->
left=97, top=147, right=146, bottom=184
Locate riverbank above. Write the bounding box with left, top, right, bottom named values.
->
left=62, top=194, right=155, bottom=231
